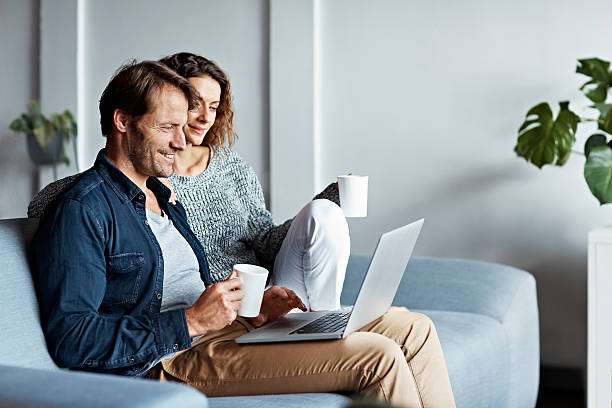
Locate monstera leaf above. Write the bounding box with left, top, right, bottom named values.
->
left=515, top=101, right=580, bottom=168
left=577, top=58, right=612, bottom=103
left=585, top=134, right=608, bottom=157
left=592, top=103, right=612, bottom=134
left=585, top=143, right=612, bottom=205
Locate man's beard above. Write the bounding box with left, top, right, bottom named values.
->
left=126, top=121, right=173, bottom=178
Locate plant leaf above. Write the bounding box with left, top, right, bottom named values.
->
left=577, top=58, right=610, bottom=82
left=63, top=110, right=78, bottom=138
left=50, top=113, right=64, bottom=130
left=590, top=103, right=612, bottom=134
left=585, top=134, right=608, bottom=157
left=32, top=122, right=55, bottom=148
left=603, top=107, right=612, bottom=134
left=515, top=102, right=580, bottom=168
left=27, top=100, right=42, bottom=117
left=27, top=100, right=46, bottom=129
left=587, top=84, right=608, bottom=104
left=32, top=126, right=46, bottom=148
left=577, top=58, right=612, bottom=103
left=9, top=117, right=29, bottom=133
left=585, top=145, right=612, bottom=204
left=592, top=103, right=612, bottom=116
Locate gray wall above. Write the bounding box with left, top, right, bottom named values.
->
left=0, top=0, right=39, bottom=218
left=317, top=0, right=612, bottom=371
left=2, top=0, right=610, bottom=373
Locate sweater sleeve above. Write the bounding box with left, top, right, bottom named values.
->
left=313, top=182, right=340, bottom=206
left=28, top=174, right=80, bottom=218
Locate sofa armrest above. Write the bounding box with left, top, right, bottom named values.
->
left=0, top=364, right=207, bottom=408
left=343, top=255, right=537, bottom=324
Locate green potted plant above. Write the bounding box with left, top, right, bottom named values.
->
left=9, top=100, right=79, bottom=179
left=515, top=58, right=612, bottom=204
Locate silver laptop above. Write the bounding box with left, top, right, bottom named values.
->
left=235, top=218, right=424, bottom=344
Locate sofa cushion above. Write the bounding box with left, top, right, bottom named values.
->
left=208, top=393, right=351, bottom=408
left=417, top=309, right=509, bottom=407
left=342, top=255, right=534, bottom=321
left=0, top=218, right=57, bottom=370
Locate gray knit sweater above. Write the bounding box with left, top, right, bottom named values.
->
left=27, top=150, right=339, bottom=284
left=170, top=150, right=339, bottom=282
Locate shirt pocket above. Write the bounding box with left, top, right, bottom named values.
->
left=103, top=252, right=145, bottom=305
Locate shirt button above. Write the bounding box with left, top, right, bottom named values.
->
left=173, top=344, right=179, bottom=350
left=129, top=357, right=135, bottom=363
left=156, top=293, right=162, bottom=300
left=138, top=194, right=145, bottom=201
left=144, top=220, right=149, bottom=226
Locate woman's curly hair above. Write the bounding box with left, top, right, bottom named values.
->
left=159, top=52, right=237, bottom=155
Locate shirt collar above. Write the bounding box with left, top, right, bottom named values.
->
left=146, top=177, right=172, bottom=204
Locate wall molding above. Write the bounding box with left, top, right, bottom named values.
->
left=269, top=0, right=320, bottom=221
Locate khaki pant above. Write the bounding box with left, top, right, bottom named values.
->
left=149, top=309, right=456, bottom=408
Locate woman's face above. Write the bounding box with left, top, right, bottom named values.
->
left=184, top=75, right=222, bottom=146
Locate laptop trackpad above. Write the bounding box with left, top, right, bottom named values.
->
left=236, top=311, right=330, bottom=343
left=256, top=311, right=328, bottom=331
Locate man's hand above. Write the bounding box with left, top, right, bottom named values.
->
left=246, top=286, right=307, bottom=328
left=185, top=272, right=243, bottom=337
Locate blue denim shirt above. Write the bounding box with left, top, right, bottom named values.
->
left=33, top=150, right=212, bottom=376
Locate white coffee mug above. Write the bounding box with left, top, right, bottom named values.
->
left=233, top=264, right=269, bottom=317
left=337, top=175, right=368, bottom=217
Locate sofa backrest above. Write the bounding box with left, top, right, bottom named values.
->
left=0, top=217, right=58, bottom=370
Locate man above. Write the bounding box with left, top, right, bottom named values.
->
left=33, top=60, right=455, bottom=407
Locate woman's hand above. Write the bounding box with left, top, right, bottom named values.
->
left=246, top=286, right=307, bottom=327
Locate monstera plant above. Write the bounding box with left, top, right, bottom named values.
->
left=515, top=58, right=612, bottom=205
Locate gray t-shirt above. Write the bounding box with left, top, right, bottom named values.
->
left=145, top=209, right=204, bottom=312
left=139, top=209, right=204, bottom=374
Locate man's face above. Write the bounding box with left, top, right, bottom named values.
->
left=125, top=85, right=188, bottom=178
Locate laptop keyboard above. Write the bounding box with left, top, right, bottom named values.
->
left=289, top=311, right=352, bottom=335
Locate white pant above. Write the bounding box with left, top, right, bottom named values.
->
left=271, top=199, right=350, bottom=311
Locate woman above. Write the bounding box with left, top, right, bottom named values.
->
left=158, top=52, right=349, bottom=311
left=28, top=52, right=350, bottom=312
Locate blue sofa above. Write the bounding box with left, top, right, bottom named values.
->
left=0, top=217, right=539, bottom=407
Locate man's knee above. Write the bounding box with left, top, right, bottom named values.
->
left=378, top=310, right=439, bottom=357
left=383, top=309, right=434, bottom=329
left=347, top=332, right=407, bottom=376
left=405, top=311, right=435, bottom=334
